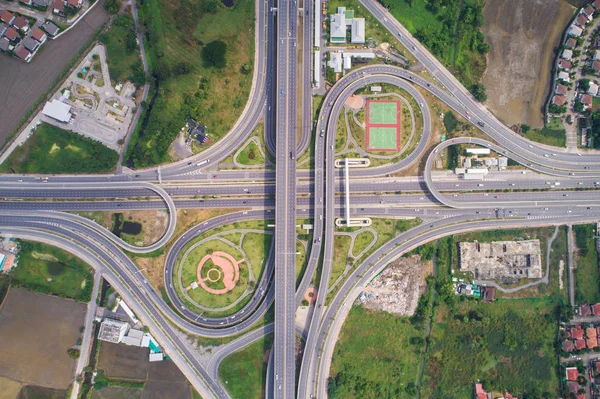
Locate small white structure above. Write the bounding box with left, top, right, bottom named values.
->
left=370, top=86, right=382, bottom=92
left=463, top=158, right=472, bottom=168
left=121, top=328, right=144, bottom=347
left=466, top=168, right=489, bottom=175
left=588, top=82, right=599, bottom=96
left=454, top=168, right=466, bottom=174
left=115, top=298, right=138, bottom=324
left=314, top=0, right=321, bottom=48
left=466, top=148, right=491, bottom=155
left=351, top=18, right=365, bottom=43
left=328, top=51, right=342, bottom=73
left=149, top=353, right=164, bottom=362
left=314, top=50, right=321, bottom=87
left=42, top=100, right=71, bottom=123
left=98, top=319, right=128, bottom=344
left=568, top=24, right=583, bottom=37
left=498, top=157, right=508, bottom=169
left=343, top=54, right=352, bottom=70
left=562, top=49, right=573, bottom=60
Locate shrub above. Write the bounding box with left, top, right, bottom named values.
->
left=68, top=348, right=80, bottom=359
left=104, top=0, right=122, bottom=14
left=201, top=40, right=227, bottom=68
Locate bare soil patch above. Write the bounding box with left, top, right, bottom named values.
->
left=481, top=0, right=574, bottom=128
left=91, top=387, right=142, bottom=399
left=0, top=376, right=22, bottom=399
left=0, top=288, right=86, bottom=389
left=97, top=342, right=150, bottom=381
left=0, top=1, right=110, bottom=143
left=361, top=255, right=429, bottom=316
left=141, top=381, right=191, bottom=399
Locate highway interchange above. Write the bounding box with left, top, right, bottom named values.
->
left=2, top=0, right=600, bottom=397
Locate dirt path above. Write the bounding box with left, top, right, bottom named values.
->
left=481, top=0, right=574, bottom=128
left=0, top=0, right=109, bottom=144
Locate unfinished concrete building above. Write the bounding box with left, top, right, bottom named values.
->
left=458, top=240, right=542, bottom=280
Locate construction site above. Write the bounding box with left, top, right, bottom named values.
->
left=458, top=240, right=542, bottom=280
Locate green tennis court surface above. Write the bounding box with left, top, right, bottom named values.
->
left=368, top=127, right=397, bottom=150
left=368, top=101, right=398, bottom=124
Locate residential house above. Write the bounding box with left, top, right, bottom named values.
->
left=556, top=83, right=568, bottom=95
left=563, top=49, right=573, bottom=60
left=0, top=37, right=10, bottom=52
left=588, top=82, right=599, bottom=96
left=594, top=0, right=600, bottom=10
left=67, top=0, right=83, bottom=7
left=583, top=5, right=595, bottom=19
left=474, top=383, right=489, bottom=399
left=22, top=37, right=38, bottom=52
left=593, top=60, right=600, bottom=74
left=558, top=59, right=572, bottom=70
left=576, top=338, right=587, bottom=350
left=19, top=0, right=33, bottom=5
left=31, top=27, right=46, bottom=43
left=3, top=27, right=19, bottom=42
left=328, top=51, right=342, bottom=73
left=589, top=335, right=599, bottom=348
left=581, top=303, right=592, bottom=316
left=558, top=71, right=571, bottom=82
left=15, top=46, right=31, bottom=62
left=568, top=381, right=580, bottom=395
left=330, top=12, right=346, bottom=43
left=581, top=94, right=593, bottom=110
left=0, top=10, right=15, bottom=25
left=350, top=18, right=365, bottom=44
left=33, top=0, right=47, bottom=6
left=0, top=23, right=6, bottom=37
left=52, top=0, right=64, bottom=14
left=571, top=325, right=585, bottom=339
left=592, top=303, right=600, bottom=315
left=42, top=21, right=60, bottom=36
left=568, top=24, right=584, bottom=37
left=567, top=367, right=579, bottom=381
left=563, top=340, right=575, bottom=352
left=13, top=16, right=29, bottom=33
left=577, top=13, right=589, bottom=28
left=595, top=49, right=600, bottom=61
left=553, top=95, right=566, bottom=106
left=565, top=37, right=577, bottom=48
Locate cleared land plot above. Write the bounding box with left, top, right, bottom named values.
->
left=481, top=0, right=574, bottom=128
left=97, top=342, right=150, bottom=381
left=329, top=306, right=422, bottom=398
left=12, top=240, right=93, bottom=302
left=0, top=3, right=109, bottom=143
left=0, top=122, right=118, bottom=174
left=0, top=376, right=22, bottom=399
left=0, top=288, right=85, bottom=389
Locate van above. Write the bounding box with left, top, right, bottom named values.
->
left=477, top=183, right=483, bottom=187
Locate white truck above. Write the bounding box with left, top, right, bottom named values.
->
left=196, top=159, right=210, bottom=167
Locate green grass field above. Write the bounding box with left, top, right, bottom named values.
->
left=99, top=14, right=144, bottom=86
left=219, top=334, right=273, bottom=399
left=422, top=300, right=559, bottom=398
left=368, top=127, right=398, bottom=150
left=573, top=224, right=600, bottom=304
left=12, top=240, right=93, bottom=302
left=368, top=101, right=398, bottom=124
left=525, top=117, right=566, bottom=148
left=0, top=122, right=118, bottom=174
left=329, top=306, right=422, bottom=398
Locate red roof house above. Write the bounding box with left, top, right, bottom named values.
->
left=595, top=0, right=600, bottom=10
left=12, top=16, right=29, bottom=32
left=577, top=13, right=589, bottom=27
left=588, top=327, right=597, bottom=338
left=581, top=304, right=592, bottom=316
left=576, top=394, right=586, bottom=399
left=30, top=27, right=46, bottom=43
left=556, top=84, right=568, bottom=95
left=576, top=338, right=587, bottom=350
left=3, top=27, right=18, bottom=41
left=15, top=47, right=31, bottom=62
left=566, top=367, right=579, bottom=381
left=474, top=383, right=488, bottom=399
left=52, top=0, right=64, bottom=12
left=568, top=381, right=579, bottom=394
left=553, top=95, right=566, bottom=106
left=0, top=10, right=15, bottom=25
left=593, top=60, right=600, bottom=72
left=588, top=335, right=598, bottom=348
left=572, top=325, right=585, bottom=339
left=563, top=340, right=575, bottom=352
left=592, top=303, right=600, bottom=315
left=566, top=38, right=577, bottom=48
left=67, top=0, right=83, bottom=7
left=584, top=5, right=595, bottom=17
left=558, top=59, right=572, bottom=69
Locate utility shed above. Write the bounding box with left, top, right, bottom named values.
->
left=42, top=100, right=71, bottom=123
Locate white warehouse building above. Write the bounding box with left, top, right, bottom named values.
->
left=42, top=100, right=72, bottom=123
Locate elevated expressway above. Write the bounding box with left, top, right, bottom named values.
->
left=4, top=0, right=600, bottom=396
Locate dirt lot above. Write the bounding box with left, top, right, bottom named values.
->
left=97, top=342, right=150, bottom=380
left=361, top=255, right=431, bottom=316
left=95, top=342, right=192, bottom=399
left=481, top=0, right=575, bottom=128
left=0, top=288, right=86, bottom=389
left=0, top=1, right=109, bottom=143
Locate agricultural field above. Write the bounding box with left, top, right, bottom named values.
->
left=0, top=288, right=86, bottom=391
left=0, top=3, right=109, bottom=143
left=94, top=342, right=195, bottom=399
left=328, top=306, right=423, bottom=398
left=219, top=334, right=273, bottom=399
left=481, top=0, right=574, bottom=128
left=12, top=240, right=93, bottom=302
left=0, top=122, right=118, bottom=174
left=422, top=300, right=560, bottom=398
left=128, top=0, right=255, bottom=167
left=99, top=13, right=145, bottom=86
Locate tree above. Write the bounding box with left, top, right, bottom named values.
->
left=574, top=100, right=585, bottom=113
left=579, top=78, right=591, bottom=91
left=173, top=61, right=193, bottom=76
left=67, top=348, right=80, bottom=359
left=470, top=83, right=487, bottom=102
left=201, top=41, right=227, bottom=68
left=521, top=124, right=531, bottom=133
left=154, top=60, right=172, bottom=81
left=241, top=63, right=252, bottom=74
left=104, top=0, right=122, bottom=14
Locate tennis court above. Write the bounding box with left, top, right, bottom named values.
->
left=367, top=101, right=398, bottom=125
left=365, top=99, right=401, bottom=151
